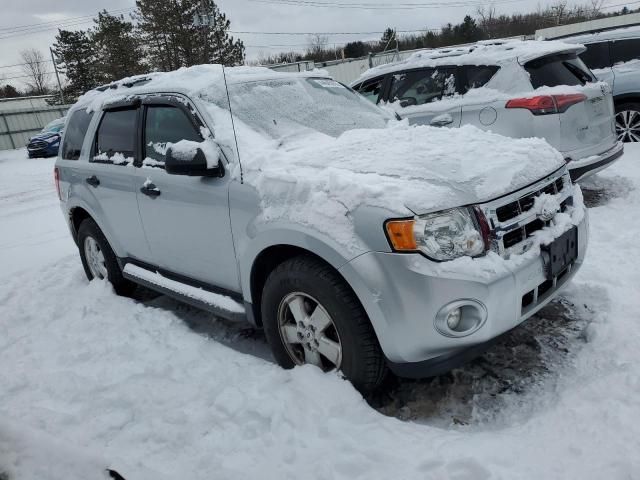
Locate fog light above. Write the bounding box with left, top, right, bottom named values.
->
left=446, top=308, right=462, bottom=330
left=435, top=299, right=487, bottom=338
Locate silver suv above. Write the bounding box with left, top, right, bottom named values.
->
left=351, top=40, right=623, bottom=182
left=55, top=66, right=588, bottom=392
left=560, top=26, right=640, bottom=143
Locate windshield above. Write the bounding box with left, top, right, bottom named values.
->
left=43, top=121, right=64, bottom=133
left=217, top=77, right=388, bottom=141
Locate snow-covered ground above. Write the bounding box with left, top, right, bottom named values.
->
left=1, top=146, right=640, bottom=479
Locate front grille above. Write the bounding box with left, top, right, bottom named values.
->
left=478, top=169, right=573, bottom=257
left=28, top=140, right=47, bottom=150
left=495, top=176, right=564, bottom=223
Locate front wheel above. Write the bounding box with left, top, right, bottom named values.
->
left=615, top=102, right=640, bottom=142
left=261, top=256, right=386, bottom=393
left=77, top=218, right=136, bottom=296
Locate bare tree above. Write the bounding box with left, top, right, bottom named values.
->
left=20, top=49, right=50, bottom=95
left=589, top=0, right=605, bottom=17
left=306, top=34, right=328, bottom=58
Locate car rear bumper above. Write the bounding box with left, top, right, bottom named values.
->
left=339, top=211, right=588, bottom=378
left=567, top=141, right=624, bottom=182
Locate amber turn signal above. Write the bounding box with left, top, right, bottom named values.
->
left=385, top=220, right=417, bottom=251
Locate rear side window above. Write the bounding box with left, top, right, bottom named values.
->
left=355, top=77, right=385, bottom=104
left=389, top=68, right=457, bottom=107
left=462, top=65, right=499, bottom=91
left=61, top=109, right=93, bottom=160
left=94, top=109, right=138, bottom=160
left=580, top=42, right=611, bottom=70
left=525, top=54, right=595, bottom=88
left=144, top=105, right=203, bottom=164
left=611, top=38, right=640, bottom=65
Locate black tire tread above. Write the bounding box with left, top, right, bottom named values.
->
left=77, top=218, right=136, bottom=296
left=262, top=255, right=387, bottom=392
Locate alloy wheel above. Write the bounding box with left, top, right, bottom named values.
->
left=277, top=292, right=342, bottom=371
left=84, top=236, right=108, bottom=280
left=616, top=109, right=640, bottom=142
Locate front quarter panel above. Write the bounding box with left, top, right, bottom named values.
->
left=229, top=181, right=385, bottom=303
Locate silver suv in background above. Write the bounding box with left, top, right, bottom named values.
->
left=55, top=66, right=588, bottom=392
left=351, top=40, right=623, bottom=182
left=559, top=26, right=640, bottom=143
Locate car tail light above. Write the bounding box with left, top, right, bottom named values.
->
left=505, top=94, right=586, bottom=115
left=54, top=167, right=61, bottom=200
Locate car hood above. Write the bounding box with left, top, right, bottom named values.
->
left=238, top=123, right=566, bottom=217
left=29, top=132, right=60, bottom=142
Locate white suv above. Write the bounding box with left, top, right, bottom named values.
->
left=351, top=40, right=623, bottom=182
left=559, top=26, right=640, bottom=143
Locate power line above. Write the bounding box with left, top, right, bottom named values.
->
left=248, top=0, right=526, bottom=9
left=0, top=8, right=136, bottom=41
left=0, top=71, right=57, bottom=81
left=0, top=8, right=134, bottom=34
left=0, top=59, right=53, bottom=70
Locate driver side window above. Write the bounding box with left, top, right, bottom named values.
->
left=144, top=105, right=203, bottom=166
left=389, top=68, right=457, bottom=107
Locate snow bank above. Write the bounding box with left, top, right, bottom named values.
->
left=2, top=146, right=640, bottom=478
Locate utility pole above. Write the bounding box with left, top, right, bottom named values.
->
left=49, top=46, right=65, bottom=104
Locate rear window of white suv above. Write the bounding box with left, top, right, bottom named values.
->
left=525, top=53, right=595, bottom=89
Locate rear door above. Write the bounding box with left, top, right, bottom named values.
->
left=134, top=96, right=240, bottom=292
left=384, top=67, right=462, bottom=127
left=82, top=103, right=151, bottom=261
left=525, top=53, right=616, bottom=157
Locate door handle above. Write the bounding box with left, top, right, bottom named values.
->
left=85, top=175, right=100, bottom=187
left=140, top=183, right=161, bottom=198
left=430, top=114, right=454, bottom=127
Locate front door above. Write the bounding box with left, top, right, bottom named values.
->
left=134, top=97, right=240, bottom=292
left=385, top=67, right=462, bottom=128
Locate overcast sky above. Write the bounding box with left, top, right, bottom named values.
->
left=0, top=0, right=625, bottom=90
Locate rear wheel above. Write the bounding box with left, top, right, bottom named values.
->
left=261, top=255, right=386, bottom=393
left=615, top=102, right=640, bottom=142
left=77, top=218, right=136, bottom=296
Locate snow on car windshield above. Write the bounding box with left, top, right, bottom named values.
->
left=219, top=77, right=388, bottom=141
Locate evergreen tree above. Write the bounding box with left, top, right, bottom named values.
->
left=91, top=10, right=146, bottom=82
left=380, top=28, right=397, bottom=50
left=343, top=41, right=367, bottom=58
left=134, top=0, right=244, bottom=70
left=0, top=84, right=20, bottom=98
left=53, top=29, right=101, bottom=99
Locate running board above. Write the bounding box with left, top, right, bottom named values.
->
left=123, top=263, right=246, bottom=321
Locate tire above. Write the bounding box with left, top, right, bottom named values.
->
left=261, top=255, right=386, bottom=393
left=77, top=218, right=136, bottom=296
left=615, top=102, right=640, bottom=143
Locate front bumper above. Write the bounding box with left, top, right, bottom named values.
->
left=568, top=141, right=624, bottom=182
left=339, top=211, right=588, bottom=378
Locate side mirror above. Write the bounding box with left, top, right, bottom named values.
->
left=399, top=97, right=417, bottom=108
left=165, top=142, right=224, bottom=178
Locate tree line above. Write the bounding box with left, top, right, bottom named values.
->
left=256, top=1, right=638, bottom=65
left=1, top=0, right=638, bottom=101
left=1, top=0, right=244, bottom=101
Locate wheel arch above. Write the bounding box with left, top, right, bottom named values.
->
left=247, top=244, right=363, bottom=328
left=613, top=93, right=640, bottom=106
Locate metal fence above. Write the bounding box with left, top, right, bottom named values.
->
left=0, top=104, right=71, bottom=151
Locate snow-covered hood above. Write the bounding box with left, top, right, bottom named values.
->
left=29, top=131, right=61, bottom=143
left=238, top=123, right=566, bottom=216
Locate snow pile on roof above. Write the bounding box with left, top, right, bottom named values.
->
left=76, top=64, right=327, bottom=113
left=355, top=40, right=585, bottom=83
left=560, top=24, right=640, bottom=43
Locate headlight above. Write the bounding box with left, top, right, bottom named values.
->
left=386, top=207, right=487, bottom=261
